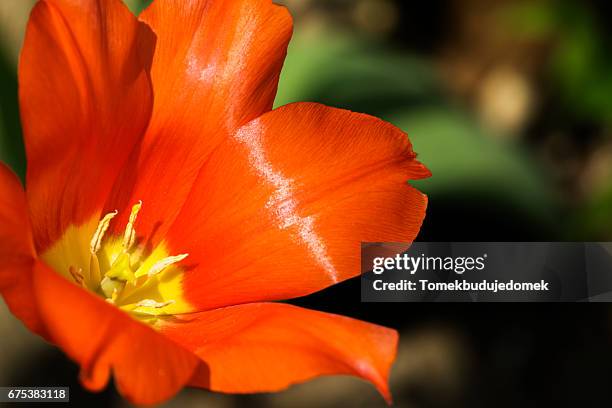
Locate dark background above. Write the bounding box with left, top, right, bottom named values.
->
left=1, top=0, right=611, bottom=407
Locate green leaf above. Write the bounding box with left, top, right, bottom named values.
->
left=123, top=0, right=153, bottom=15
left=388, top=108, right=556, bottom=219
left=275, top=29, right=443, bottom=114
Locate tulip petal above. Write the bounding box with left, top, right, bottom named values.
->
left=162, top=303, right=398, bottom=402
left=167, top=103, right=429, bottom=310
left=32, top=261, right=200, bottom=405
left=0, top=163, right=35, bottom=261
left=19, top=0, right=156, bottom=251
left=0, top=163, right=45, bottom=336
left=141, top=0, right=292, bottom=131
left=104, top=0, right=293, bottom=243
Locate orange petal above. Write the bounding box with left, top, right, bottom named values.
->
left=162, top=303, right=398, bottom=402
left=32, top=261, right=200, bottom=405
left=141, top=0, right=292, bottom=131
left=166, top=103, right=429, bottom=310
left=0, top=163, right=34, bottom=260
left=0, top=163, right=45, bottom=336
left=19, top=0, right=155, bottom=251
left=105, top=0, right=293, bottom=244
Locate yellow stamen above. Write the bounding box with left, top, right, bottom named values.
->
left=122, top=200, right=142, bottom=252
left=90, top=210, right=118, bottom=254
left=138, top=254, right=189, bottom=278
left=46, top=202, right=192, bottom=323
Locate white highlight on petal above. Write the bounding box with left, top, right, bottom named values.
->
left=235, top=119, right=338, bottom=282
left=186, top=1, right=256, bottom=131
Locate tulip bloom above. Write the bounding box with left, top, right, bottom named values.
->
left=0, top=0, right=430, bottom=405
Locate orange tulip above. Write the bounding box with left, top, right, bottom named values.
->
left=0, top=0, right=430, bottom=405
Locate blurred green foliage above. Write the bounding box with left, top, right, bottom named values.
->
left=580, top=188, right=612, bottom=240
left=124, top=0, right=153, bottom=15
left=0, top=49, right=25, bottom=180
left=275, top=33, right=443, bottom=115
left=505, top=1, right=612, bottom=124
left=504, top=0, right=612, bottom=238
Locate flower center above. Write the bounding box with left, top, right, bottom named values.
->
left=45, top=202, right=190, bottom=324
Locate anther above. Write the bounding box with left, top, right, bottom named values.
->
left=90, top=210, right=118, bottom=254
left=122, top=201, right=142, bottom=251
left=146, top=254, right=189, bottom=277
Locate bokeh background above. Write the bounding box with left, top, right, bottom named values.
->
left=1, top=0, right=611, bottom=407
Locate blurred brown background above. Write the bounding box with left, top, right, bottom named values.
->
left=1, top=0, right=611, bottom=407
